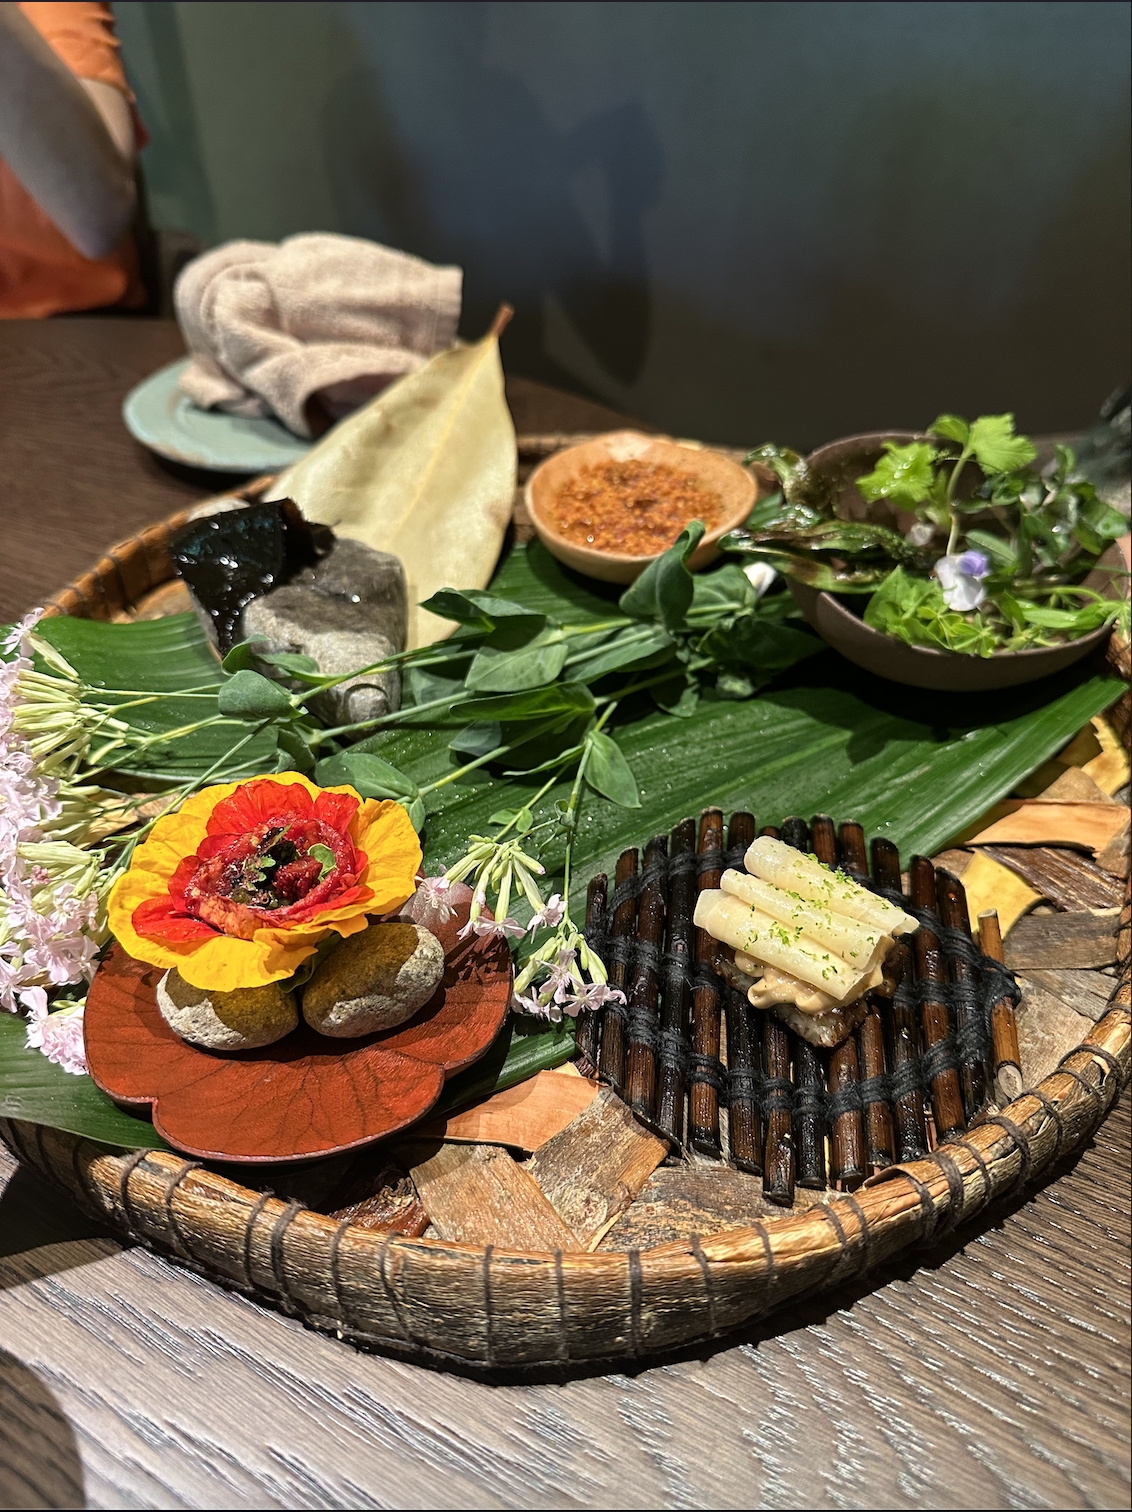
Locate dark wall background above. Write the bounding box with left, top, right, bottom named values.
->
left=115, top=0, right=1131, bottom=448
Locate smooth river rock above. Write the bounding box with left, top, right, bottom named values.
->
left=302, top=922, right=445, bottom=1037
left=156, top=971, right=298, bottom=1051
left=241, top=537, right=407, bottom=730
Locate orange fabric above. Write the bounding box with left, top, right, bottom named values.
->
left=0, top=2, right=147, bottom=318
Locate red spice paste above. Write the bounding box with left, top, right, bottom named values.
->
left=547, top=460, right=726, bottom=556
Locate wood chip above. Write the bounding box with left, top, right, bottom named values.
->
left=978, top=845, right=1125, bottom=911
left=1041, top=766, right=1120, bottom=804
left=409, top=1142, right=583, bottom=1251
left=1015, top=981, right=1094, bottom=1086
left=962, top=852, right=1043, bottom=940
left=1018, top=969, right=1117, bottom=1023
left=931, top=848, right=972, bottom=877
left=327, top=1182, right=428, bottom=1236
left=1097, top=823, right=1130, bottom=879
left=1082, top=713, right=1131, bottom=795
left=1004, top=909, right=1121, bottom=970
left=526, top=1086, right=668, bottom=1245
left=414, top=1069, right=599, bottom=1151
left=968, top=802, right=1129, bottom=853
left=596, top=1165, right=824, bottom=1251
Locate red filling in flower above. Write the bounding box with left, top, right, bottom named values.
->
left=133, top=779, right=370, bottom=945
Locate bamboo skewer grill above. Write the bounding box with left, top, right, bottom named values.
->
left=581, top=810, right=1055, bottom=1203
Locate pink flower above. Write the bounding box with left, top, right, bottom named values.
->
left=510, top=989, right=549, bottom=1017
left=23, top=989, right=87, bottom=1075
left=526, top=894, right=566, bottom=934
left=457, top=914, right=526, bottom=942
left=545, top=947, right=584, bottom=1005
left=1, top=608, right=44, bottom=657
left=567, top=980, right=627, bottom=1015
left=399, top=870, right=473, bottom=930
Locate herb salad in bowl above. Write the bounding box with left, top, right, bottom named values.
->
left=721, top=413, right=1130, bottom=690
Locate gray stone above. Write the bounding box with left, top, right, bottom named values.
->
left=240, top=537, right=407, bottom=731
left=302, top=922, right=445, bottom=1038
left=156, top=970, right=298, bottom=1051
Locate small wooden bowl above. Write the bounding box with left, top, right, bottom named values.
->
left=524, top=431, right=759, bottom=584
left=793, top=432, right=1125, bottom=691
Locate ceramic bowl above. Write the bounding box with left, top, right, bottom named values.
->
left=524, top=431, right=760, bottom=584
left=789, top=432, right=1124, bottom=691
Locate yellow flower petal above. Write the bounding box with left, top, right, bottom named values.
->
left=108, top=776, right=423, bottom=991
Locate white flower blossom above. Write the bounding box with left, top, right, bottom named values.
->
left=934, top=550, right=991, bottom=612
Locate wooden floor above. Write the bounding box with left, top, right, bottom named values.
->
left=1, top=321, right=1128, bottom=1509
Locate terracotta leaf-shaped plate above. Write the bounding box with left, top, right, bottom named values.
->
left=84, top=904, right=512, bottom=1162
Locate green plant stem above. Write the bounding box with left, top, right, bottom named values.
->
left=315, top=689, right=472, bottom=743
left=944, top=443, right=974, bottom=556
left=558, top=702, right=617, bottom=918
left=492, top=772, right=566, bottom=841
left=104, top=720, right=272, bottom=864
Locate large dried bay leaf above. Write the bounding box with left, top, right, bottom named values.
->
left=267, top=333, right=516, bottom=648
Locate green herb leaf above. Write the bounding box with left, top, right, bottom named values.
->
left=465, top=628, right=569, bottom=692
left=698, top=616, right=822, bottom=677
left=217, top=669, right=294, bottom=720
left=618, top=521, right=705, bottom=633
left=260, top=651, right=323, bottom=680
left=459, top=682, right=597, bottom=725
left=652, top=675, right=700, bottom=717
left=308, top=842, right=337, bottom=881
left=964, top=529, right=1018, bottom=569
left=584, top=730, right=641, bottom=808
left=406, top=796, right=426, bottom=831
left=221, top=640, right=258, bottom=673
left=564, top=624, right=674, bottom=682
left=420, top=588, right=545, bottom=637
left=928, top=414, right=970, bottom=446
left=855, top=441, right=938, bottom=508
left=314, top=750, right=419, bottom=800
left=967, top=413, right=1037, bottom=476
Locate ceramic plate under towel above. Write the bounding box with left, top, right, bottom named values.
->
left=122, top=358, right=313, bottom=474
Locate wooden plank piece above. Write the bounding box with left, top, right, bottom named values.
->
left=1020, top=968, right=1120, bottom=1022
left=409, top=1142, right=583, bottom=1251
left=968, top=801, right=1129, bottom=853
left=1014, top=982, right=1096, bottom=1087
left=596, top=1165, right=833, bottom=1250
left=978, top=844, right=1124, bottom=911
left=526, top=1085, right=667, bottom=1245
left=1004, top=909, right=1121, bottom=970
left=415, top=1068, right=598, bottom=1150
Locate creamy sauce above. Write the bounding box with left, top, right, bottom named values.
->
left=735, top=953, right=884, bottom=1015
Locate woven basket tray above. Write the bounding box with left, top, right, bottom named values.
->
left=5, top=445, right=1130, bottom=1372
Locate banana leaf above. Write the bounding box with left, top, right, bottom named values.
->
left=379, top=544, right=1125, bottom=901
left=0, top=1015, right=169, bottom=1148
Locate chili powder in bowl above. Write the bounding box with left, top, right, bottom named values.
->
left=524, top=431, right=760, bottom=583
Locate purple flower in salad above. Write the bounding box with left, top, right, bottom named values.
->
left=934, top=550, right=990, bottom=612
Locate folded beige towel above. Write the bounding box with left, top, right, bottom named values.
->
left=174, top=234, right=462, bottom=438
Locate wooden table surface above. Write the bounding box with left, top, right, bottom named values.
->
left=1, top=320, right=1128, bottom=1510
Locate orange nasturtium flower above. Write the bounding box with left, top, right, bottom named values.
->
left=108, top=773, right=421, bottom=992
